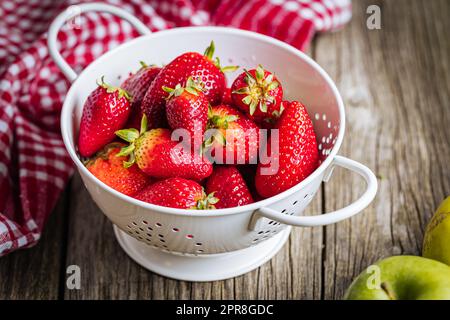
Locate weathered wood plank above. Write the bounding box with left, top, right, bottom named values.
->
left=0, top=189, right=68, bottom=300
left=315, top=0, right=450, bottom=299
left=64, top=172, right=322, bottom=299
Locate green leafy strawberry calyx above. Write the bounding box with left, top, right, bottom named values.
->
left=207, top=107, right=238, bottom=129
left=139, top=61, right=148, bottom=69
left=214, top=56, right=239, bottom=73
left=264, top=103, right=285, bottom=124
left=114, top=115, right=148, bottom=168
left=232, top=64, right=279, bottom=115
left=191, top=190, right=219, bottom=210
left=97, top=76, right=131, bottom=100
left=201, top=108, right=239, bottom=150
left=139, top=61, right=159, bottom=70
left=203, top=41, right=239, bottom=74
left=208, top=114, right=238, bottom=130
left=203, top=40, right=215, bottom=60
left=202, top=130, right=227, bottom=151
left=162, top=77, right=204, bottom=99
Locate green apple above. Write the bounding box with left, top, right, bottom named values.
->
left=344, top=256, right=450, bottom=300
left=423, top=196, right=450, bottom=265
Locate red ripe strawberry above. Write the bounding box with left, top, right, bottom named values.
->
left=122, top=62, right=161, bottom=109
left=115, top=115, right=212, bottom=181
left=164, top=77, right=208, bottom=146
left=221, top=87, right=232, bottom=105
left=78, top=77, right=131, bottom=157
left=255, top=101, right=319, bottom=198
left=238, top=164, right=264, bottom=202
left=205, top=105, right=259, bottom=164
left=231, top=65, right=283, bottom=125
left=140, top=41, right=238, bottom=128
left=121, top=62, right=161, bottom=129
left=135, top=177, right=218, bottom=209
left=86, top=143, right=152, bottom=196
left=205, top=166, right=253, bottom=209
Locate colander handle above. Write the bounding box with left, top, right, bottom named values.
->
left=256, top=156, right=378, bottom=227
left=47, top=3, right=151, bottom=83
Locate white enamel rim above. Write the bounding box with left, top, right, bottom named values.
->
left=53, top=3, right=377, bottom=222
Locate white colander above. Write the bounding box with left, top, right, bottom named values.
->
left=50, top=3, right=377, bottom=281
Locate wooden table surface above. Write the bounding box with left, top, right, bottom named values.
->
left=1, top=0, right=449, bottom=300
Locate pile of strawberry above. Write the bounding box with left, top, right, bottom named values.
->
left=78, top=42, right=319, bottom=210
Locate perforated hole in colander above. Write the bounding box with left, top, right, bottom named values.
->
left=312, top=111, right=340, bottom=163
left=122, top=218, right=211, bottom=254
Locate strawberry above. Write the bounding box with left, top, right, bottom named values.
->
left=121, top=62, right=161, bottom=129
left=78, top=77, right=131, bottom=157
left=205, top=105, right=259, bottom=164
left=115, top=115, right=213, bottom=181
left=231, top=65, right=283, bottom=125
left=140, top=41, right=238, bottom=128
left=255, top=101, right=319, bottom=198
left=221, top=87, right=232, bottom=105
left=86, top=143, right=152, bottom=196
left=205, top=166, right=253, bottom=208
left=238, top=164, right=263, bottom=201
left=122, top=62, right=161, bottom=110
left=164, top=77, right=208, bottom=146
left=134, top=177, right=218, bottom=209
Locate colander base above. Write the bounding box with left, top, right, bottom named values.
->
left=113, top=225, right=291, bottom=282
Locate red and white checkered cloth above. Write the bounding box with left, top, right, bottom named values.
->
left=0, top=0, right=351, bottom=256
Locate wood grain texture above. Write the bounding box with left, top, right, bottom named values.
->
left=0, top=190, right=68, bottom=300
left=315, top=0, right=450, bottom=299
